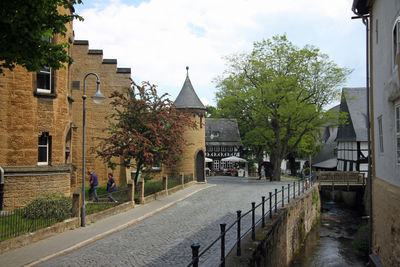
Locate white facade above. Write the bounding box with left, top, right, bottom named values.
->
left=337, top=141, right=369, bottom=175
left=371, top=1, right=400, bottom=186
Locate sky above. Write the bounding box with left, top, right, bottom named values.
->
left=73, top=0, right=366, bottom=107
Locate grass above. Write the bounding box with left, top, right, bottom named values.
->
left=85, top=202, right=118, bottom=215
left=281, top=174, right=302, bottom=180
left=144, top=180, right=163, bottom=196
left=0, top=210, right=60, bottom=242
left=168, top=176, right=181, bottom=189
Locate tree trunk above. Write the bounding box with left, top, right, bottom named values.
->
left=288, top=154, right=296, bottom=176
left=271, top=156, right=282, bottom=181
left=134, top=161, right=143, bottom=184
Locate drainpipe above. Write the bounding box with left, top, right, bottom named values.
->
left=352, top=8, right=372, bottom=255
left=0, top=166, right=4, bottom=210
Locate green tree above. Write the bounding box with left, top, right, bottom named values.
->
left=0, top=0, right=83, bottom=73
left=215, top=35, right=350, bottom=180
left=97, top=81, right=197, bottom=184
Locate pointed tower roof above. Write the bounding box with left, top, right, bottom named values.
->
left=174, top=66, right=206, bottom=110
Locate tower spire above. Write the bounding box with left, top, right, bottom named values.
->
left=186, top=66, right=189, bottom=77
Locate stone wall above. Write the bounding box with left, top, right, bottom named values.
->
left=2, top=166, right=71, bottom=210
left=0, top=7, right=74, bottom=210
left=70, top=41, right=131, bottom=188
left=172, top=111, right=205, bottom=180
left=372, top=177, right=400, bottom=266
left=226, top=185, right=320, bottom=267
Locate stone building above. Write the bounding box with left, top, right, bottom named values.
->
left=70, top=40, right=131, bottom=187
left=0, top=7, right=75, bottom=210
left=352, top=0, right=400, bottom=265
left=173, top=67, right=206, bottom=182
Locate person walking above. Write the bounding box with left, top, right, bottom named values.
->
left=88, top=170, right=99, bottom=202
left=107, top=173, right=117, bottom=203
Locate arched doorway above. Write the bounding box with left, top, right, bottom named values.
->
left=195, top=150, right=205, bottom=182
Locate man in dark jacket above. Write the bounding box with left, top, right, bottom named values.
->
left=107, top=173, right=117, bottom=203
left=88, top=170, right=99, bottom=202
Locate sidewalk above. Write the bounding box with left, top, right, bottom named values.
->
left=0, top=183, right=215, bottom=267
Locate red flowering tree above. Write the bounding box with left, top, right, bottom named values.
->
left=98, top=81, right=197, bottom=183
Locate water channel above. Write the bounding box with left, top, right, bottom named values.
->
left=290, top=193, right=369, bottom=267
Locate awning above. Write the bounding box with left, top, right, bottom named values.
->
left=313, top=158, right=337, bottom=169
left=220, top=156, right=247, bottom=162
left=205, top=157, right=213, bottom=163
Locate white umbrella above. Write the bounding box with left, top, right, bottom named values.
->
left=221, top=156, right=248, bottom=177
left=205, top=157, right=213, bottom=163
left=220, top=156, right=247, bottom=162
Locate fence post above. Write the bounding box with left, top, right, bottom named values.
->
left=72, top=187, right=81, bottom=218
left=138, top=179, right=145, bottom=204
left=236, top=210, right=242, bottom=256
left=191, top=243, right=200, bottom=267
left=293, top=181, right=296, bottom=199
left=282, top=186, right=285, bottom=207
left=261, top=196, right=265, bottom=228
left=220, top=223, right=226, bottom=267
left=302, top=179, right=305, bottom=194
left=274, top=188, right=277, bottom=213
left=163, top=175, right=168, bottom=194
left=298, top=180, right=300, bottom=196
left=269, top=192, right=272, bottom=219
left=127, top=180, right=135, bottom=204
left=251, top=202, right=255, bottom=240
left=288, top=184, right=290, bottom=203
left=180, top=173, right=184, bottom=187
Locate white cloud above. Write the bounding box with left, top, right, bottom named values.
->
left=74, top=0, right=365, bottom=106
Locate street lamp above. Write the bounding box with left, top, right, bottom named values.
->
left=81, top=72, right=105, bottom=227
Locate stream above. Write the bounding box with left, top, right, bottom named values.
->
left=290, top=197, right=369, bottom=267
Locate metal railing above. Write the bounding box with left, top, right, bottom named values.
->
left=0, top=201, right=72, bottom=242
left=186, top=178, right=315, bottom=267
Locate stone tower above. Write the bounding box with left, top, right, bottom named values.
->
left=174, top=67, right=206, bottom=182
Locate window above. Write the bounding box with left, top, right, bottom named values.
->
left=152, top=159, right=162, bottom=170
left=36, top=66, right=52, bottom=93
left=36, top=37, right=54, bottom=94
left=213, top=160, right=220, bottom=170
left=38, top=132, right=51, bottom=165
left=396, top=105, right=400, bottom=164
left=393, top=18, right=400, bottom=67
left=378, top=116, right=384, bottom=153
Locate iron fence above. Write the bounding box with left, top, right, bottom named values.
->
left=168, top=175, right=181, bottom=189
left=186, top=178, right=315, bottom=267
left=0, top=202, right=71, bottom=242
left=184, top=174, right=193, bottom=184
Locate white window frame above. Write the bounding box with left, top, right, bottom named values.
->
left=38, top=133, right=50, bottom=165
left=378, top=116, right=384, bottom=154
left=393, top=18, right=400, bottom=68
left=396, top=105, right=400, bottom=164
left=36, top=66, right=52, bottom=93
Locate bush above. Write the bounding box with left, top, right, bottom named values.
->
left=22, top=194, right=72, bottom=221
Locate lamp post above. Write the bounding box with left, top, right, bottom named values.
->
left=81, top=72, right=105, bottom=227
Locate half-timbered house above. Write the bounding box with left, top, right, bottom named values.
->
left=205, top=118, right=242, bottom=171
left=336, top=87, right=368, bottom=175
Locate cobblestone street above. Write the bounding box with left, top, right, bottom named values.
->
left=38, top=176, right=288, bottom=267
